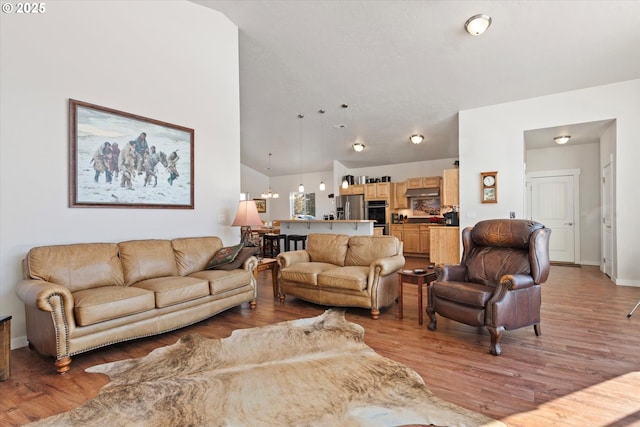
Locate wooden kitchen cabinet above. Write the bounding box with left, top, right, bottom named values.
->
left=339, top=184, right=364, bottom=196
left=442, top=168, right=459, bottom=206
left=406, top=176, right=441, bottom=190
left=390, top=225, right=403, bottom=242
left=364, top=182, right=390, bottom=200
left=402, top=224, right=421, bottom=253
left=429, top=226, right=460, bottom=264
left=419, top=224, right=431, bottom=254
left=392, top=182, right=408, bottom=209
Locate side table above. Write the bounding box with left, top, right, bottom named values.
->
left=1, top=315, right=11, bottom=381
left=254, top=258, right=279, bottom=297
left=397, top=270, right=437, bottom=325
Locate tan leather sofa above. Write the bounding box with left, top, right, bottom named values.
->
left=277, top=234, right=405, bottom=319
left=16, top=236, right=258, bottom=374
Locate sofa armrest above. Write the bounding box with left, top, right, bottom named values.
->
left=16, top=279, right=77, bottom=341
left=243, top=256, right=259, bottom=273
left=371, top=254, right=405, bottom=276
left=277, top=250, right=310, bottom=269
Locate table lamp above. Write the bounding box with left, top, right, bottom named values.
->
left=231, top=200, right=263, bottom=245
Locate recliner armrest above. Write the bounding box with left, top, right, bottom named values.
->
left=500, top=273, right=536, bottom=290
left=435, top=264, right=466, bottom=282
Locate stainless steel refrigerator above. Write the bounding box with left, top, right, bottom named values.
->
left=336, top=195, right=365, bottom=220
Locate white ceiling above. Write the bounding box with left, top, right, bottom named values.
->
left=191, top=1, right=640, bottom=176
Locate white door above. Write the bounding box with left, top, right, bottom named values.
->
left=528, top=175, right=576, bottom=263
left=602, top=162, right=613, bottom=277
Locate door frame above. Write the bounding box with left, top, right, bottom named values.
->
left=525, top=168, right=581, bottom=264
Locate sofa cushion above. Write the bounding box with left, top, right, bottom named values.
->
left=188, top=269, right=254, bottom=295
left=119, top=239, right=179, bottom=286
left=318, top=266, right=369, bottom=291
left=172, top=236, right=224, bottom=276
left=280, top=262, right=338, bottom=286
left=206, top=243, right=244, bottom=269
left=345, top=236, right=400, bottom=267
left=27, top=243, right=125, bottom=292
left=132, top=276, right=210, bottom=308
left=306, top=234, right=349, bottom=267
left=73, top=286, right=155, bottom=326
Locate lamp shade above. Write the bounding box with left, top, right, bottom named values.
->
left=231, top=200, right=263, bottom=227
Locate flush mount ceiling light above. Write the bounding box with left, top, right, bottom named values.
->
left=353, top=143, right=365, bottom=152
left=465, top=14, right=492, bottom=36
left=554, top=135, right=571, bottom=145
left=409, top=134, right=424, bottom=144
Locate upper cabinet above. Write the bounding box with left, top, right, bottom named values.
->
left=339, top=184, right=365, bottom=196
left=392, top=181, right=408, bottom=209
left=364, top=182, right=390, bottom=200
left=406, top=176, right=441, bottom=190
left=441, top=169, right=459, bottom=206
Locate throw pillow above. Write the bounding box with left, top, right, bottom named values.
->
left=207, top=243, right=243, bottom=269
left=210, top=247, right=259, bottom=271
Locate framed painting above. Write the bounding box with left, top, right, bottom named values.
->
left=254, top=198, right=267, bottom=213
left=69, top=99, right=194, bottom=209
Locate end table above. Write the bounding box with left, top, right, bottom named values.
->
left=397, top=270, right=437, bottom=325
left=1, top=315, right=11, bottom=381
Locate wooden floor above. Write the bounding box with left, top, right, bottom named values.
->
left=2, top=258, right=640, bottom=426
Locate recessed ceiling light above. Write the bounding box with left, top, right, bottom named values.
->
left=353, top=143, right=365, bottom=152
left=554, top=135, right=571, bottom=145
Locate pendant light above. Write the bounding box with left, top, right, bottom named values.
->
left=340, top=104, right=349, bottom=190
left=261, top=153, right=279, bottom=198
left=298, top=114, right=304, bottom=193
left=318, top=109, right=326, bottom=191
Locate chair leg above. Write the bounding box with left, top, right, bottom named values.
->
left=426, top=309, right=437, bottom=331
left=370, top=308, right=380, bottom=320
left=534, top=323, right=541, bottom=336
left=486, top=325, right=504, bottom=356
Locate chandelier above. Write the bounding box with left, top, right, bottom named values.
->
left=261, top=153, right=279, bottom=198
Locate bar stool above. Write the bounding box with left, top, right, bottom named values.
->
left=263, top=234, right=287, bottom=257
left=287, top=235, right=307, bottom=251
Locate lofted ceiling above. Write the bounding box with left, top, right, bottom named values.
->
left=191, top=1, right=640, bottom=177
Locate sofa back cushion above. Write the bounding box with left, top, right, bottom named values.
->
left=27, top=243, right=124, bottom=292
left=171, top=236, right=224, bottom=276
left=119, top=239, right=178, bottom=286
left=345, top=236, right=401, bottom=266
left=306, top=234, right=349, bottom=266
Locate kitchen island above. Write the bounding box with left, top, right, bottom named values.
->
left=278, top=220, right=375, bottom=236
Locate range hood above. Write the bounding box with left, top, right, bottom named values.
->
left=404, top=188, right=440, bottom=198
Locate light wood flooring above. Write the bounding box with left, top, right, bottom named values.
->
left=2, top=258, right=640, bottom=426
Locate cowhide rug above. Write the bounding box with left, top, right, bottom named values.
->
left=29, top=310, right=504, bottom=427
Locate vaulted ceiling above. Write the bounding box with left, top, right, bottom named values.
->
left=192, top=1, right=640, bottom=176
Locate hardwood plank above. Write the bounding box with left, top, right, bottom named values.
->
left=1, top=261, right=639, bottom=426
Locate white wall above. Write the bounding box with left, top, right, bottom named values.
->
left=526, top=142, right=601, bottom=265
left=0, top=1, right=241, bottom=346
left=459, top=79, right=640, bottom=286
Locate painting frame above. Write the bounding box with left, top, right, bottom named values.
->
left=254, top=198, right=267, bottom=213
left=69, top=99, right=194, bottom=209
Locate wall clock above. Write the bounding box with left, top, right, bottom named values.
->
left=481, top=171, right=497, bottom=203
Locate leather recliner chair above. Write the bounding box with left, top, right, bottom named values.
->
left=426, top=219, right=551, bottom=355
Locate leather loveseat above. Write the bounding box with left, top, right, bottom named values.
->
left=16, top=236, right=258, bottom=373
left=277, top=234, right=405, bottom=319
